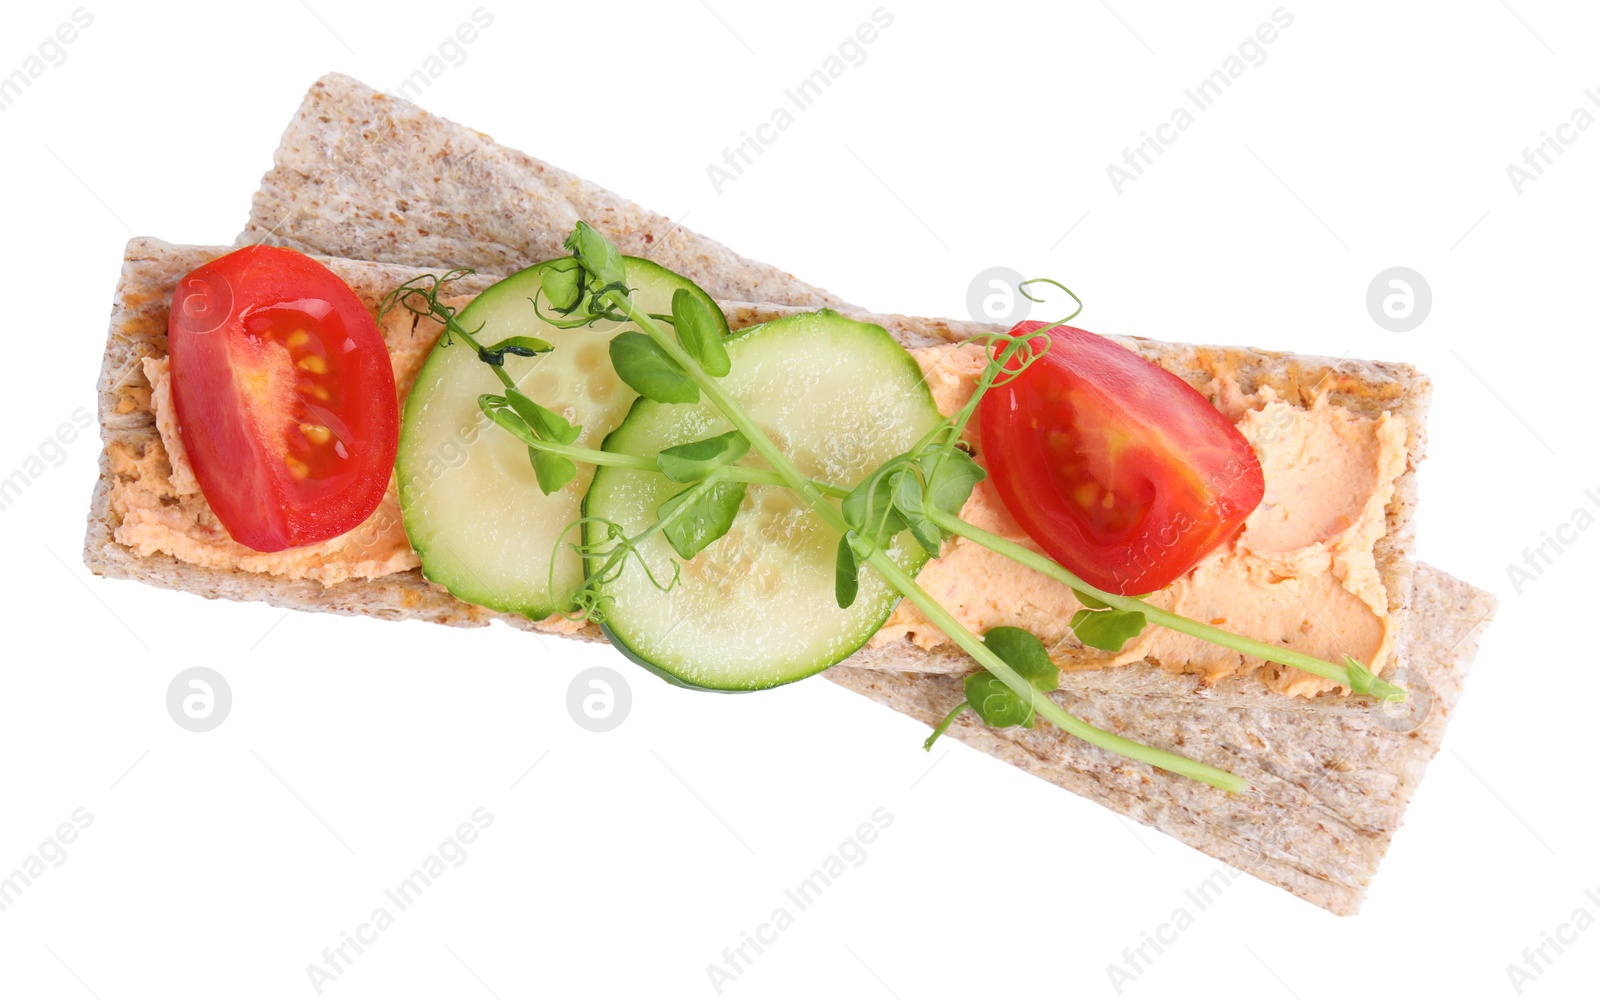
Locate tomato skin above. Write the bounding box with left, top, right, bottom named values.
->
left=167, top=245, right=398, bottom=552
left=978, top=322, right=1264, bottom=595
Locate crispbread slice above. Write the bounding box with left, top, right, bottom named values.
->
left=238, top=73, right=846, bottom=311
left=832, top=566, right=1492, bottom=915
left=231, top=71, right=1431, bottom=680
left=85, top=238, right=1491, bottom=912
left=91, top=241, right=1427, bottom=653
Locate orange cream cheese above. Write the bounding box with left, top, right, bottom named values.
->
left=873, top=345, right=1409, bottom=697
left=108, top=296, right=594, bottom=633
left=113, top=318, right=1407, bottom=683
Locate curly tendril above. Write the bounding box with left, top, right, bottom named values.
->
left=378, top=268, right=486, bottom=346
left=550, top=515, right=682, bottom=624
left=1018, top=276, right=1084, bottom=321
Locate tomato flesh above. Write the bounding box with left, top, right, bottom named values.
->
left=978, top=321, right=1264, bottom=595
left=167, top=246, right=398, bottom=552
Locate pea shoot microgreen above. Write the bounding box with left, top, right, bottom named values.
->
left=485, top=390, right=583, bottom=494
left=387, top=223, right=1409, bottom=794
left=658, top=478, right=748, bottom=561
left=476, top=336, right=554, bottom=366
left=556, top=514, right=682, bottom=624
left=671, top=288, right=732, bottom=377
left=1068, top=590, right=1148, bottom=653
left=923, top=626, right=1067, bottom=750
left=656, top=431, right=750, bottom=482
left=609, top=332, right=700, bottom=404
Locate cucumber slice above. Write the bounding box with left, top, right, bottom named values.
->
left=585, top=310, right=943, bottom=690
left=396, top=259, right=728, bottom=618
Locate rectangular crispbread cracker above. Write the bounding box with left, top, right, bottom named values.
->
left=87, top=74, right=1493, bottom=913
left=86, top=238, right=1492, bottom=914
left=238, top=73, right=846, bottom=311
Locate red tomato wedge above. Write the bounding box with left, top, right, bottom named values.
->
left=978, top=321, right=1264, bottom=595
left=167, top=245, right=399, bottom=552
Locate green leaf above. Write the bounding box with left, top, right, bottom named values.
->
left=541, top=262, right=584, bottom=313
left=889, top=469, right=945, bottom=558
left=505, top=389, right=581, bottom=445
left=1068, top=606, right=1147, bottom=652
left=477, top=336, right=554, bottom=366
left=859, top=443, right=984, bottom=559
left=835, top=533, right=860, bottom=609
left=983, top=626, right=1059, bottom=692
left=960, top=627, right=1061, bottom=730
left=918, top=444, right=986, bottom=519
left=671, top=289, right=730, bottom=378
left=609, top=332, right=700, bottom=405
left=658, top=481, right=746, bottom=560
left=841, top=468, right=906, bottom=549
left=964, top=673, right=1035, bottom=729
left=530, top=448, right=578, bottom=495
left=656, top=430, right=749, bottom=483
left=486, top=391, right=582, bottom=495
left=563, top=221, right=624, bottom=286
left=482, top=397, right=532, bottom=441
left=1072, top=588, right=1111, bottom=611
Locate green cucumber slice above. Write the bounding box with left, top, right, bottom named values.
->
left=584, top=310, right=943, bottom=690
left=396, top=258, right=728, bottom=618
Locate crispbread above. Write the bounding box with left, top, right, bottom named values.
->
left=238, top=73, right=846, bottom=311
left=230, top=71, right=1429, bottom=663
left=85, top=238, right=1491, bottom=913
left=831, top=564, right=1490, bottom=915
left=85, top=69, right=1490, bottom=916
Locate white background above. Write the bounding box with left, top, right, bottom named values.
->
left=1, top=1, right=1595, bottom=997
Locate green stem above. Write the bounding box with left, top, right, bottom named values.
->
left=572, top=475, right=721, bottom=595
left=722, top=466, right=850, bottom=498
left=613, top=297, right=839, bottom=511
left=864, top=540, right=1247, bottom=792
left=611, top=294, right=1247, bottom=793
left=445, top=319, right=516, bottom=390
left=935, top=334, right=1029, bottom=459
left=485, top=415, right=851, bottom=497
left=923, top=700, right=968, bottom=751
left=926, top=509, right=1405, bottom=701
